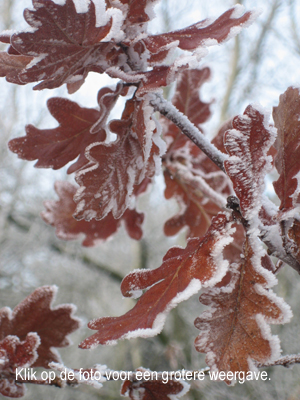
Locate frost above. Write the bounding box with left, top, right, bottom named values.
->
left=102, top=8, right=125, bottom=41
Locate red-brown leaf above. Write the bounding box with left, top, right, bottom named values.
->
left=8, top=97, right=104, bottom=173
left=0, top=286, right=80, bottom=368
left=10, top=0, right=115, bottom=90
left=141, top=7, right=254, bottom=57
left=224, top=105, right=276, bottom=220
left=42, top=181, right=144, bottom=245
left=194, top=235, right=291, bottom=379
left=74, top=96, right=164, bottom=220
left=273, top=87, right=300, bottom=211
left=0, top=52, right=33, bottom=84
left=8, top=85, right=125, bottom=174
left=79, top=213, right=234, bottom=348
left=121, top=370, right=189, bottom=400
left=163, top=168, right=223, bottom=238
left=0, top=334, right=40, bottom=398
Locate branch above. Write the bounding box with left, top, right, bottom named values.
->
left=151, top=93, right=228, bottom=173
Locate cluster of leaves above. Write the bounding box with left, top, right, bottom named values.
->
left=1, top=0, right=300, bottom=398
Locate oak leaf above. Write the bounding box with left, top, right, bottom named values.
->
left=273, top=87, right=300, bottom=211
left=140, top=6, right=255, bottom=62
left=194, top=235, right=292, bottom=380
left=0, top=286, right=80, bottom=368
left=74, top=95, right=164, bottom=220
left=10, top=0, right=115, bottom=91
left=8, top=85, right=126, bottom=174
left=224, top=104, right=276, bottom=221
left=79, top=213, right=234, bottom=348
left=0, top=52, right=33, bottom=84
left=121, top=368, right=189, bottom=400
left=42, top=181, right=144, bottom=246
left=0, top=334, right=40, bottom=398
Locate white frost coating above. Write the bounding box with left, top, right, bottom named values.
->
left=255, top=314, right=282, bottom=363
left=151, top=94, right=228, bottom=169
left=173, top=48, right=208, bottom=70
left=292, top=170, right=300, bottom=208
left=24, top=53, right=47, bottom=68
left=51, top=0, right=67, bottom=5
left=121, top=279, right=203, bottom=342
left=102, top=8, right=125, bottom=41
left=169, top=380, right=190, bottom=400
left=205, top=220, right=236, bottom=288
left=226, top=103, right=276, bottom=225
left=106, top=67, right=144, bottom=82
left=229, top=4, right=245, bottom=19
left=144, top=0, right=160, bottom=22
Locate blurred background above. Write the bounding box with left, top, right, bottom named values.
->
left=1, top=0, right=300, bottom=399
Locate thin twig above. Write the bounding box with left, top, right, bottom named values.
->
left=151, top=94, right=228, bottom=173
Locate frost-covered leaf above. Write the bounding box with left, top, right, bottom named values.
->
left=194, top=235, right=292, bottom=379
left=10, top=0, right=115, bottom=91
left=0, top=52, right=33, bottom=84
left=79, top=213, right=234, bottom=348
left=9, top=98, right=103, bottom=173
left=224, top=105, right=276, bottom=221
left=163, top=168, right=224, bottom=238
left=140, top=6, right=255, bottom=61
left=8, top=85, right=125, bottom=174
left=273, top=87, right=300, bottom=211
left=42, top=181, right=144, bottom=246
left=0, top=286, right=80, bottom=368
left=121, top=369, right=189, bottom=400
left=74, top=95, right=165, bottom=220
left=111, top=0, right=158, bottom=26
left=0, top=334, right=40, bottom=398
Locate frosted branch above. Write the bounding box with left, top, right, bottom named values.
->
left=151, top=94, right=228, bottom=172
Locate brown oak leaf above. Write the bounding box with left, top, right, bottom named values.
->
left=224, top=104, right=276, bottom=221
left=74, top=95, right=164, bottom=220
left=8, top=84, right=126, bottom=174
left=42, top=181, right=144, bottom=246
left=194, top=235, right=292, bottom=380
left=0, top=334, right=40, bottom=398
left=79, top=212, right=234, bottom=348
left=0, top=286, right=81, bottom=368
left=273, top=87, right=300, bottom=211
left=10, top=0, right=115, bottom=91
left=121, top=368, right=189, bottom=400
left=139, top=6, right=255, bottom=62
left=0, top=52, right=33, bottom=84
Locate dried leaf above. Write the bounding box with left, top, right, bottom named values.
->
left=273, top=87, right=300, bottom=211
left=79, top=213, right=234, bottom=348
left=140, top=6, right=254, bottom=59
left=10, top=0, right=114, bottom=90
left=0, top=334, right=40, bottom=398
left=0, top=52, right=33, bottom=84
left=9, top=98, right=103, bottom=173
left=194, top=235, right=292, bottom=380
left=224, top=104, right=276, bottom=220
left=8, top=85, right=125, bottom=174
left=0, top=286, right=80, bottom=368
left=74, top=95, right=164, bottom=220
left=121, top=368, right=189, bottom=400
left=42, top=181, right=144, bottom=246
